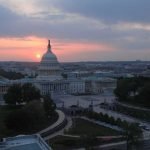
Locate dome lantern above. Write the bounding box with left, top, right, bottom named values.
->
left=47, top=40, right=51, bottom=52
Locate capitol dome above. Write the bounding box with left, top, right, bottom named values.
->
left=42, top=52, right=57, bottom=60
left=41, top=44, right=57, bottom=61
left=37, top=40, right=62, bottom=81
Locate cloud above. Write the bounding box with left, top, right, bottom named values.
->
left=51, top=0, right=150, bottom=23
left=0, top=0, right=150, bottom=61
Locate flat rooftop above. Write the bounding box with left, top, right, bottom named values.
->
left=0, top=134, right=52, bottom=150
left=6, top=143, right=42, bottom=150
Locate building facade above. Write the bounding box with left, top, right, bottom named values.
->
left=35, top=40, right=85, bottom=95
left=0, top=40, right=116, bottom=98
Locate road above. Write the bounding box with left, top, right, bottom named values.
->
left=54, top=94, right=150, bottom=139
left=94, top=107, right=150, bottom=138
left=116, top=101, right=150, bottom=112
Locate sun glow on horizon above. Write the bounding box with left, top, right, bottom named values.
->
left=0, top=36, right=117, bottom=62
left=36, top=53, right=41, bottom=59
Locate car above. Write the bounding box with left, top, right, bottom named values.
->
left=144, top=127, right=150, bottom=131
left=139, top=125, right=150, bottom=131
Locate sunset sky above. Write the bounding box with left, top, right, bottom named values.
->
left=0, top=0, right=150, bottom=62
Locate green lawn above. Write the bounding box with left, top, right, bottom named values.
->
left=48, top=135, right=124, bottom=150
left=48, top=118, right=123, bottom=149
left=48, top=135, right=81, bottom=150
left=116, top=104, right=150, bottom=122
left=66, top=118, right=120, bottom=136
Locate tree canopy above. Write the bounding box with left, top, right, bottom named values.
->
left=4, top=83, right=41, bottom=105
left=22, top=83, right=41, bottom=102
left=124, top=123, right=142, bottom=150
left=114, top=77, right=150, bottom=108
left=43, top=95, right=56, bottom=118
left=5, top=98, right=57, bottom=133
left=5, top=101, right=46, bottom=132
left=0, top=68, right=24, bottom=80
left=4, top=84, right=22, bottom=105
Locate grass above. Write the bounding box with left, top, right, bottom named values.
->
left=48, top=135, right=125, bottom=150
left=48, top=118, right=123, bottom=149
left=48, top=135, right=82, bottom=150
left=116, top=104, right=150, bottom=122
left=66, top=118, right=120, bottom=136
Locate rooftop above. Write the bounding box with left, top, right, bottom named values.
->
left=0, top=134, right=52, bottom=150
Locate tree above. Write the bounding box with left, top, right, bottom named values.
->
left=5, top=109, right=32, bottom=132
left=138, top=82, right=150, bottom=107
left=43, top=95, right=56, bottom=118
left=4, top=83, right=41, bottom=105
left=124, top=123, right=143, bottom=150
left=23, top=100, right=46, bottom=128
left=5, top=101, right=46, bottom=133
left=4, top=84, right=22, bottom=105
left=114, top=79, right=131, bottom=101
left=22, top=83, right=41, bottom=103
left=114, top=77, right=150, bottom=108
left=0, top=68, right=24, bottom=80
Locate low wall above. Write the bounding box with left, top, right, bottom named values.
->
left=37, top=110, right=67, bottom=138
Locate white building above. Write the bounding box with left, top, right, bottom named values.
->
left=37, top=40, right=62, bottom=81
left=0, top=40, right=116, bottom=97
left=35, top=40, right=85, bottom=95
left=35, top=40, right=116, bottom=95
left=68, top=79, right=85, bottom=94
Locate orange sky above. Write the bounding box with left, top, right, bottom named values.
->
left=0, top=36, right=115, bottom=62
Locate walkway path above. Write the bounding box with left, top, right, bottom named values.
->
left=44, top=117, right=72, bottom=140
left=37, top=110, right=68, bottom=140
left=74, top=141, right=127, bottom=150
left=37, top=110, right=65, bottom=135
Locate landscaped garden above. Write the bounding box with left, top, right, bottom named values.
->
left=0, top=83, right=58, bottom=139
left=48, top=114, right=142, bottom=150
left=66, top=118, right=120, bottom=136
left=48, top=118, right=124, bottom=150
left=0, top=102, right=58, bottom=139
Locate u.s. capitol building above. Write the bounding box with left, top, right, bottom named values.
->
left=35, top=40, right=85, bottom=95
left=0, top=40, right=116, bottom=97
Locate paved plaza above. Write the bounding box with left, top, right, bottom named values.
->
left=54, top=94, right=115, bottom=108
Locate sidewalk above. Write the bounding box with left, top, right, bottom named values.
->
left=44, top=116, right=72, bottom=140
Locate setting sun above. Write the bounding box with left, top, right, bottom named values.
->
left=36, top=54, right=41, bottom=59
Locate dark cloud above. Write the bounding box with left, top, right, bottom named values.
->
left=51, top=0, right=150, bottom=23
left=0, top=0, right=150, bottom=61
left=0, top=5, right=28, bottom=37
left=0, top=5, right=19, bottom=20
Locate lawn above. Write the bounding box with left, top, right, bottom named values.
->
left=116, top=104, right=150, bottom=122
left=48, top=135, right=82, bottom=150
left=48, top=135, right=124, bottom=150
left=48, top=118, right=123, bottom=149
left=66, top=118, right=120, bottom=136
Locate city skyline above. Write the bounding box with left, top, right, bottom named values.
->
left=0, top=0, right=150, bottom=62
